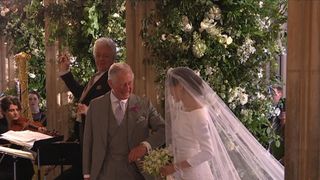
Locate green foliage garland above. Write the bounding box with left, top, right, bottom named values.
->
left=142, top=0, right=287, bottom=146
left=1, top=0, right=126, bottom=99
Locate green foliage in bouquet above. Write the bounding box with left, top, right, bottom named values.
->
left=142, top=0, right=287, bottom=147
left=143, top=148, right=173, bottom=177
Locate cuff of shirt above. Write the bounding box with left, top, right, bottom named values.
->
left=83, top=174, right=90, bottom=179
left=140, top=141, right=152, bottom=153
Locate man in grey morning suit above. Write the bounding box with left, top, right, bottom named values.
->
left=82, top=62, right=165, bottom=180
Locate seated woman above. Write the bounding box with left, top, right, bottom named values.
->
left=29, top=90, right=47, bottom=126
left=0, top=96, right=44, bottom=180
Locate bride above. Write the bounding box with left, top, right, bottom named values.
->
left=160, top=67, right=284, bottom=180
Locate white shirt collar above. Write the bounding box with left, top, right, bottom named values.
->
left=110, top=91, right=128, bottom=108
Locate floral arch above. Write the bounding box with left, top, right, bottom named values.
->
left=0, top=0, right=286, bottom=147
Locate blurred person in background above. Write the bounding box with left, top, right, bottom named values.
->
left=269, top=85, right=286, bottom=164
left=29, top=90, right=47, bottom=126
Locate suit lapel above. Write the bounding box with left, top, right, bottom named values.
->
left=79, top=72, right=107, bottom=102
left=102, top=92, right=111, bottom=149
left=127, top=95, right=140, bottom=142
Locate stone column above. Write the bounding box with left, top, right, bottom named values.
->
left=126, top=1, right=161, bottom=111
left=44, top=0, right=58, bottom=130
left=0, top=36, right=5, bottom=91
left=286, top=0, right=320, bottom=179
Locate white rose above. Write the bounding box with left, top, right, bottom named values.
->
left=29, top=73, right=36, bottom=79
left=239, top=93, right=248, bottom=105
left=183, top=23, right=193, bottom=32
left=226, top=36, right=233, bottom=45
left=161, top=34, right=167, bottom=41
left=112, top=13, right=120, bottom=18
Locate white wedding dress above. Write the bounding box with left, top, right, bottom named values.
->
left=165, top=67, right=284, bottom=180
left=172, top=107, right=214, bottom=180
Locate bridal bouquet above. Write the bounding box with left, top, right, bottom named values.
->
left=142, top=148, right=173, bottom=177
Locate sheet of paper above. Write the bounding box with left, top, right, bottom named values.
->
left=0, top=130, right=52, bottom=149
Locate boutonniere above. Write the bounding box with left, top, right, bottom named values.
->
left=129, top=104, right=140, bottom=112
left=96, top=85, right=102, bottom=90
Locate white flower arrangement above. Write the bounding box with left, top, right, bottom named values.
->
left=237, top=37, right=256, bottom=63
left=227, top=87, right=249, bottom=106
left=192, top=32, right=207, bottom=58
left=142, top=148, right=173, bottom=178
left=181, top=15, right=193, bottom=32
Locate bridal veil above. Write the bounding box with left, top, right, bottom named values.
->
left=165, top=67, right=284, bottom=180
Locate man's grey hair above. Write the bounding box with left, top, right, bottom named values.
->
left=108, top=62, right=134, bottom=81
left=93, top=37, right=117, bottom=60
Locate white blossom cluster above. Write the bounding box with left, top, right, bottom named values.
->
left=199, top=5, right=232, bottom=48
left=29, top=73, right=36, bottom=79
left=240, top=109, right=253, bottom=117
left=200, top=18, right=220, bottom=37
left=257, top=68, right=264, bottom=79
left=160, top=4, right=234, bottom=59
left=204, top=65, right=215, bottom=76
left=218, top=34, right=233, bottom=48
left=256, top=14, right=271, bottom=31
left=0, top=6, right=10, bottom=17
left=228, top=87, right=249, bottom=106
left=192, top=32, right=207, bottom=58
left=237, top=37, right=256, bottom=63
left=161, top=34, right=182, bottom=44
left=181, top=15, right=193, bottom=32
left=142, top=148, right=173, bottom=177
left=112, top=13, right=120, bottom=18
left=256, top=92, right=266, bottom=100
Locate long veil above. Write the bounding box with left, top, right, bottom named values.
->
left=165, top=67, right=284, bottom=180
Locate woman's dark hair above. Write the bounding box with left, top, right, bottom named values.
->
left=0, top=96, right=21, bottom=112
left=29, top=90, right=41, bottom=99
left=168, top=67, right=204, bottom=96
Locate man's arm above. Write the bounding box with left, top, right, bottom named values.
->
left=60, top=72, right=85, bottom=99
left=58, top=53, right=85, bottom=99
left=145, top=100, right=166, bottom=148
left=82, top=104, right=94, bottom=177
left=128, top=99, right=165, bottom=162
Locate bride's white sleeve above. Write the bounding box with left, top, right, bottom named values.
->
left=186, top=113, right=214, bottom=167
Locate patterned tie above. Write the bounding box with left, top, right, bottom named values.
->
left=115, top=101, right=125, bottom=125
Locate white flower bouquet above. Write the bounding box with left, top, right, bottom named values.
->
left=142, top=148, right=173, bottom=178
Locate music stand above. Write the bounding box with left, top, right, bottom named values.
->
left=31, top=135, right=64, bottom=180
left=34, top=141, right=81, bottom=179
left=0, top=145, right=34, bottom=180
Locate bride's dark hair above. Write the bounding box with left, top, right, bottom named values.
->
left=168, top=67, right=204, bottom=96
